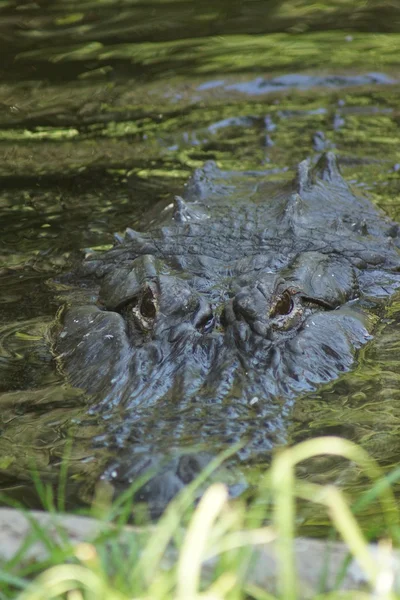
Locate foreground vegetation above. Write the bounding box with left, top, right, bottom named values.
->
left=1, top=436, right=400, bottom=600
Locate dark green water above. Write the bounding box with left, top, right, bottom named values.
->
left=1, top=0, right=400, bottom=534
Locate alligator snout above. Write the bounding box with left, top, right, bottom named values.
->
left=232, top=287, right=270, bottom=336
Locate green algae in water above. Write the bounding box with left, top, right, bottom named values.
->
left=1, top=0, right=400, bottom=535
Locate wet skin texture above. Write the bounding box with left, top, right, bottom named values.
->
left=53, top=152, right=400, bottom=515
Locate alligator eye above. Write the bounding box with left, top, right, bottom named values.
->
left=114, top=286, right=157, bottom=334
left=140, top=288, right=157, bottom=319
left=270, top=290, right=293, bottom=318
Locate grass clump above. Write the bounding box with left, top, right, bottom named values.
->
left=1, top=436, right=400, bottom=599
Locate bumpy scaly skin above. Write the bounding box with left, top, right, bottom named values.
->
left=53, top=152, right=400, bottom=515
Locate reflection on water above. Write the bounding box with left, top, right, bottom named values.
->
left=1, top=0, right=400, bottom=532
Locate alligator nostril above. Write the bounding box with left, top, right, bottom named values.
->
left=232, top=293, right=257, bottom=323
left=193, top=297, right=215, bottom=334
left=195, top=312, right=215, bottom=334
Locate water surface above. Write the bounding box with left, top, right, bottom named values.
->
left=1, top=0, right=400, bottom=534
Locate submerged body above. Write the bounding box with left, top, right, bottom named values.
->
left=53, top=152, right=400, bottom=513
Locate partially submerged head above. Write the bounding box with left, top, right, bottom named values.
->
left=53, top=153, right=400, bottom=410
left=51, top=153, right=400, bottom=513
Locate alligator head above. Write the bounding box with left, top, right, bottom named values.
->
left=53, top=152, right=400, bottom=513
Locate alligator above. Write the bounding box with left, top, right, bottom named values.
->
left=52, top=152, right=400, bottom=515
